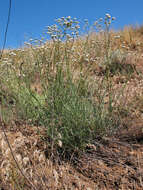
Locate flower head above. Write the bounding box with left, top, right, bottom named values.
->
left=105, top=13, right=111, bottom=19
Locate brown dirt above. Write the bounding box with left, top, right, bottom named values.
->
left=76, top=122, right=143, bottom=190
left=0, top=118, right=143, bottom=189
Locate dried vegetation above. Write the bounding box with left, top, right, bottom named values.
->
left=0, top=15, right=143, bottom=189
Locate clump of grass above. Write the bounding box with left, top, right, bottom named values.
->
left=38, top=69, right=118, bottom=151
left=10, top=61, right=118, bottom=152
left=0, top=14, right=127, bottom=154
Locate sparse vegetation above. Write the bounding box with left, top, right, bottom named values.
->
left=0, top=14, right=143, bottom=189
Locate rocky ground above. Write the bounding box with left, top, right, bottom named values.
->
left=0, top=117, right=143, bottom=190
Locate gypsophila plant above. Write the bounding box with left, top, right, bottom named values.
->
left=45, top=16, right=80, bottom=42
left=93, top=13, right=116, bottom=59
left=0, top=14, right=123, bottom=154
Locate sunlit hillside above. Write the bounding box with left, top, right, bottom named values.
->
left=0, top=15, right=143, bottom=189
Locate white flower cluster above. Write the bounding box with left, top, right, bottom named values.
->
left=93, top=13, right=116, bottom=32
left=45, top=16, right=80, bottom=41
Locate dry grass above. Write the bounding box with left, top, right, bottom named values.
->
left=0, top=16, right=143, bottom=189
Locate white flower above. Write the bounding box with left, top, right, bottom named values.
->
left=56, top=18, right=62, bottom=23
left=105, top=13, right=111, bottom=19
left=75, top=31, right=79, bottom=36
left=39, top=154, right=45, bottom=162
left=9, top=51, right=16, bottom=56
left=23, top=157, right=30, bottom=166
left=3, top=58, right=8, bottom=60
left=3, top=60, right=8, bottom=64
left=51, top=34, right=57, bottom=39
left=67, top=16, right=71, bottom=20
left=16, top=154, right=22, bottom=163
left=58, top=140, right=62, bottom=147
left=66, top=34, right=71, bottom=38
left=75, top=25, right=80, bottom=29
left=99, top=18, right=103, bottom=22
left=94, top=21, right=98, bottom=26
left=114, top=35, right=120, bottom=39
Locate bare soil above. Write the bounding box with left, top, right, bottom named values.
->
left=0, top=117, right=143, bottom=190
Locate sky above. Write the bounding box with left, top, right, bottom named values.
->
left=0, top=0, right=143, bottom=49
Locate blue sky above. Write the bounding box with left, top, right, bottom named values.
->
left=0, top=0, right=143, bottom=49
